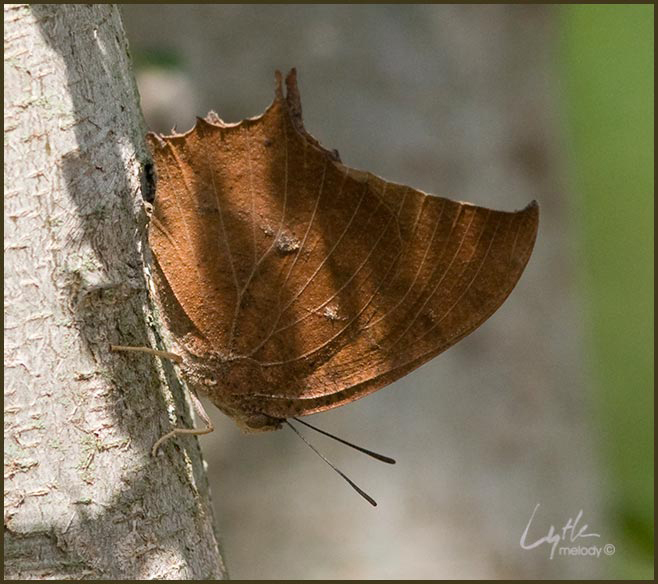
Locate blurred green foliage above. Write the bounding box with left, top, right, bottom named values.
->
left=131, top=47, right=185, bottom=70
left=561, top=4, right=653, bottom=579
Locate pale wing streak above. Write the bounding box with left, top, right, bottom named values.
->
left=258, top=208, right=402, bottom=367
left=413, top=211, right=497, bottom=347
left=262, top=187, right=398, bottom=341
left=509, top=214, right=523, bottom=263
left=365, top=198, right=446, bottom=330
left=384, top=206, right=473, bottom=351
left=228, top=120, right=289, bottom=352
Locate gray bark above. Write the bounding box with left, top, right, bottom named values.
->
left=4, top=5, right=225, bottom=579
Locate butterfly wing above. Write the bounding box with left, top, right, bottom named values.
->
left=148, top=70, right=539, bottom=420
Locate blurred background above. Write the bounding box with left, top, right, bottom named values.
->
left=120, top=5, right=653, bottom=579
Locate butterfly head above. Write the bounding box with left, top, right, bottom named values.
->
left=234, top=411, right=284, bottom=433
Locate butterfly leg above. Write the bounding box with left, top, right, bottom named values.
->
left=151, top=389, right=214, bottom=456
left=110, top=344, right=214, bottom=454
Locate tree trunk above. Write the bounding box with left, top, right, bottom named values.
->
left=4, top=5, right=226, bottom=579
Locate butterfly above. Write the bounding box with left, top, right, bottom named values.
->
left=113, top=69, right=538, bottom=504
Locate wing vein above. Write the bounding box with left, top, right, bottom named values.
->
left=268, top=189, right=390, bottom=337
left=385, top=205, right=473, bottom=351
left=415, top=210, right=498, bottom=346
left=230, top=118, right=290, bottom=352
left=366, top=197, right=446, bottom=329
left=244, top=169, right=352, bottom=355
left=258, top=188, right=402, bottom=366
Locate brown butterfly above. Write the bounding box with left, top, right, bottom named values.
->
left=113, top=69, right=538, bottom=503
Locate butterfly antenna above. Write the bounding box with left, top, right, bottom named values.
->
left=292, top=417, right=396, bottom=464
left=284, top=420, right=378, bottom=507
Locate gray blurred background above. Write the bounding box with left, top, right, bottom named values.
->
left=118, top=4, right=650, bottom=580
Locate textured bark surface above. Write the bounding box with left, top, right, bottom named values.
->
left=120, top=5, right=605, bottom=580
left=4, top=5, right=225, bottom=579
